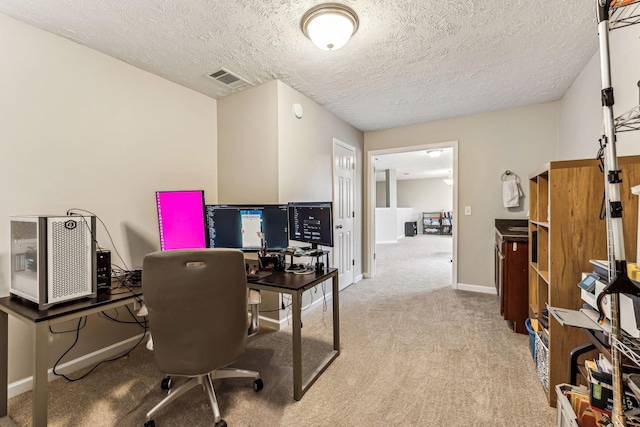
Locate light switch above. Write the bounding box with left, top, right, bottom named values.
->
left=464, top=206, right=471, bottom=215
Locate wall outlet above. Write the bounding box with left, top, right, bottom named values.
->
left=464, top=206, right=472, bottom=215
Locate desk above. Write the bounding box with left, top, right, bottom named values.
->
left=0, top=289, right=143, bottom=427
left=248, top=268, right=339, bottom=400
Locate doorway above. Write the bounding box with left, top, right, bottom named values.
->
left=366, top=141, right=458, bottom=288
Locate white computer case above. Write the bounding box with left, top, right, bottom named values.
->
left=10, top=215, right=97, bottom=310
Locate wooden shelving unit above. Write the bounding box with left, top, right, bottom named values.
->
left=528, top=156, right=640, bottom=407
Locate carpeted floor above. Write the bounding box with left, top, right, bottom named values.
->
left=3, top=234, right=556, bottom=426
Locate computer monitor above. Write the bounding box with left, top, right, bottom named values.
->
left=287, top=202, right=334, bottom=249
left=205, top=204, right=289, bottom=251
left=155, top=190, right=207, bottom=251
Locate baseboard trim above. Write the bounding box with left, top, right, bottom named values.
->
left=8, top=332, right=149, bottom=399
left=456, top=283, right=497, bottom=294
left=258, top=289, right=334, bottom=330
left=355, top=274, right=363, bottom=283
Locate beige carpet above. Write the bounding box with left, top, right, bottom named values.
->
left=4, top=234, right=556, bottom=426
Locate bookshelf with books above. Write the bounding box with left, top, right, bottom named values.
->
left=421, top=211, right=452, bottom=235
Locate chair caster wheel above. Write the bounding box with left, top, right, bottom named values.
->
left=144, top=420, right=155, bottom=427
left=254, top=378, right=264, bottom=391
left=215, top=420, right=227, bottom=427
left=161, top=376, right=172, bottom=390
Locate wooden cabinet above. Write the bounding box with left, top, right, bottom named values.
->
left=499, top=239, right=529, bottom=333
left=528, top=156, right=640, bottom=407
left=495, top=219, right=529, bottom=334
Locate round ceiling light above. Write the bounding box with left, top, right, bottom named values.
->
left=301, top=3, right=359, bottom=51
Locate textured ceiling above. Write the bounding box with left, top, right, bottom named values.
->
left=375, top=148, right=454, bottom=181
left=0, top=0, right=598, bottom=132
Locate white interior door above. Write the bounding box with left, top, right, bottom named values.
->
left=333, top=139, right=355, bottom=290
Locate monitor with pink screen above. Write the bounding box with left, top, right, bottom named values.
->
left=156, top=190, right=207, bottom=251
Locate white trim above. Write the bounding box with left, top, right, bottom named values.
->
left=355, top=274, right=363, bottom=283
left=456, top=283, right=497, bottom=294
left=376, top=240, right=397, bottom=245
left=8, top=332, right=150, bottom=398
left=258, top=289, right=334, bottom=330
left=367, top=141, right=459, bottom=290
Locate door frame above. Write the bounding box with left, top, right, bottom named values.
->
left=366, top=140, right=459, bottom=289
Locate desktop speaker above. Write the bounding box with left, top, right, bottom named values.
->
left=10, top=215, right=97, bottom=310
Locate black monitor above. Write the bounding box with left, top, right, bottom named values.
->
left=287, top=202, right=334, bottom=249
left=155, top=190, right=207, bottom=251
left=205, top=204, right=289, bottom=251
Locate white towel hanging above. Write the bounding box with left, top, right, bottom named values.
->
left=501, top=171, right=523, bottom=208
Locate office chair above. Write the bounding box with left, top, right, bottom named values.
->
left=142, top=249, right=263, bottom=427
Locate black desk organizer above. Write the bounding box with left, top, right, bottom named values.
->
left=282, top=249, right=330, bottom=273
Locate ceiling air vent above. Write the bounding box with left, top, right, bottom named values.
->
left=207, top=68, right=250, bottom=89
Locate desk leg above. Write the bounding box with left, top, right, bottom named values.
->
left=332, top=274, right=340, bottom=352
left=0, top=311, right=7, bottom=418
left=32, top=322, right=48, bottom=427
left=292, top=291, right=302, bottom=401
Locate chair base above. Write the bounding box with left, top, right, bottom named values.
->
left=145, top=368, right=261, bottom=425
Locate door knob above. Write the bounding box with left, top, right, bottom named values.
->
left=336, top=225, right=343, bottom=229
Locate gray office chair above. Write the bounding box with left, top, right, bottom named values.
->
left=142, top=249, right=263, bottom=427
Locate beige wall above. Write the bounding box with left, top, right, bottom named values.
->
left=217, top=81, right=279, bottom=203
left=365, top=102, right=558, bottom=289
left=558, top=23, right=640, bottom=160
left=0, top=14, right=217, bottom=384
left=397, top=178, right=453, bottom=218
left=276, top=80, right=364, bottom=281
left=217, top=80, right=364, bottom=324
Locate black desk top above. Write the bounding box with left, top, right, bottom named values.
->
left=0, top=288, right=143, bottom=323
left=248, top=268, right=338, bottom=293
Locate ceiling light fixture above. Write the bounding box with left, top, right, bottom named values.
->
left=301, top=3, right=359, bottom=51
left=427, top=150, right=442, bottom=158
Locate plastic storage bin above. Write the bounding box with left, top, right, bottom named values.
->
left=525, top=318, right=535, bottom=359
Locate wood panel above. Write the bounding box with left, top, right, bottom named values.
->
left=528, top=155, right=640, bottom=407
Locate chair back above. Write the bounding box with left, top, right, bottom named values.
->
left=142, top=249, right=248, bottom=376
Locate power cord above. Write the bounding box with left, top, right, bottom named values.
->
left=66, top=208, right=131, bottom=271
left=52, top=308, right=148, bottom=382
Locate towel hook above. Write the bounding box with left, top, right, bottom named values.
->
left=501, top=170, right=520, bottom=183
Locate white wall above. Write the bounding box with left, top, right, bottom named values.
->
left=558, top=23, right=640, bottom=159
left=374, top=207, right=416, bottom=243
left=365, top=102, right=558, bottom=289
left=375, top=208, right=397, bottom=243
left=0, top=14, right=217, bottom=384
left=396, top=208, right=414, bottom=239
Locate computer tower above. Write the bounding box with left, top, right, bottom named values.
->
left=10, top=215, right=97, bottom=310
left=96, top=249, right=111, bottom=291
